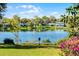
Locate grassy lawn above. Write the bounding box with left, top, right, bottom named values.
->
left=0, top=48, right=63, bottom=56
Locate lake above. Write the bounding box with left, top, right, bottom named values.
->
left=0, top=30, right=69, bottom=43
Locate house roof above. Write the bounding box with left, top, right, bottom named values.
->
left=48, top=22, right=64, bottom=26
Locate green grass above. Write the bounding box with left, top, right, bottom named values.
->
left=0, top=48, right=63, bottom=56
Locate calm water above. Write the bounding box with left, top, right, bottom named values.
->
left=0, top=30, right=69, bottom=43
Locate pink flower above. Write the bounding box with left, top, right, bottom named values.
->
left=72, top=47, right=79, bottom=51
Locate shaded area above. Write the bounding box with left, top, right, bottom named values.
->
left=0, top=43, right=60, bottom=49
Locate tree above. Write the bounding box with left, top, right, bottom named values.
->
left=66, top=6, right=73, bottom=15
left=60, top=15, right=66, bottom=27
left=66, top=3, right=79, bottom=35
left=20, top=18, right=29, bottom=31
left=42, top=16, right=49, bottom=25
left=13, top=15, right=20, bottom=21
left=33, top=16, right=41, bottom=31
left=0, top=21, right=3, bottom=31
left=27, top=21, right=33, bottom=31
left=49, top=16, right=56, bottom=23
left=72, top=3, right=79, bottom=10
left=0, top=3, right=7, bottom=19
left=10, top=15, right=21, bottom=44
left=4, top=38, right=15, bottom=45
left=66, top=4, right=78, bottom=25
left=0, top=3, right=7, bottom=32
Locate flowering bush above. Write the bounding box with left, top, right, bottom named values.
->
left=59, top=36, right=79, bottom=56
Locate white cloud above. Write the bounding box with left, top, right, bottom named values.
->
left=16, top=5, right=41, bottom=13
left=16, top=5, right=32, bottom=9
left=21, top=5, right=28, bottom=8
left=19, top=10, right=41, bottom=18
left=50, top=12, right=61, bottom=19
left=5, top=5, right=42, bottom=19
left=20, top=9, right=40, bottom=15
left=16, top=5, right=42, bottom=18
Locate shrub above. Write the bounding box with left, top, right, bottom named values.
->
left=42, top=39, right=51, bottom=45
left=59, top=36, right=79, bottom=56
left=3, top=38, right=15, bottom=45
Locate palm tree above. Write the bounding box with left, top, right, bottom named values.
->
left=60, top=15, right=66, bottom=27
left=0, top=3, right=7, bottom=19
left=66, top=6, right=73, bottom=15
left=66, top=3, right=79, bottom=35
left=66, top=4, right=78, bottom=25
left=72, top=3, right=79, bottom=10
left=0, top=3, right=7, bottom=32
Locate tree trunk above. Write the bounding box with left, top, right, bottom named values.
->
left=14, top=32, right=19, bottom=44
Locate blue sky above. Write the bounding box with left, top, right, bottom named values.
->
left=4, top=3, right=72, bottom=19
